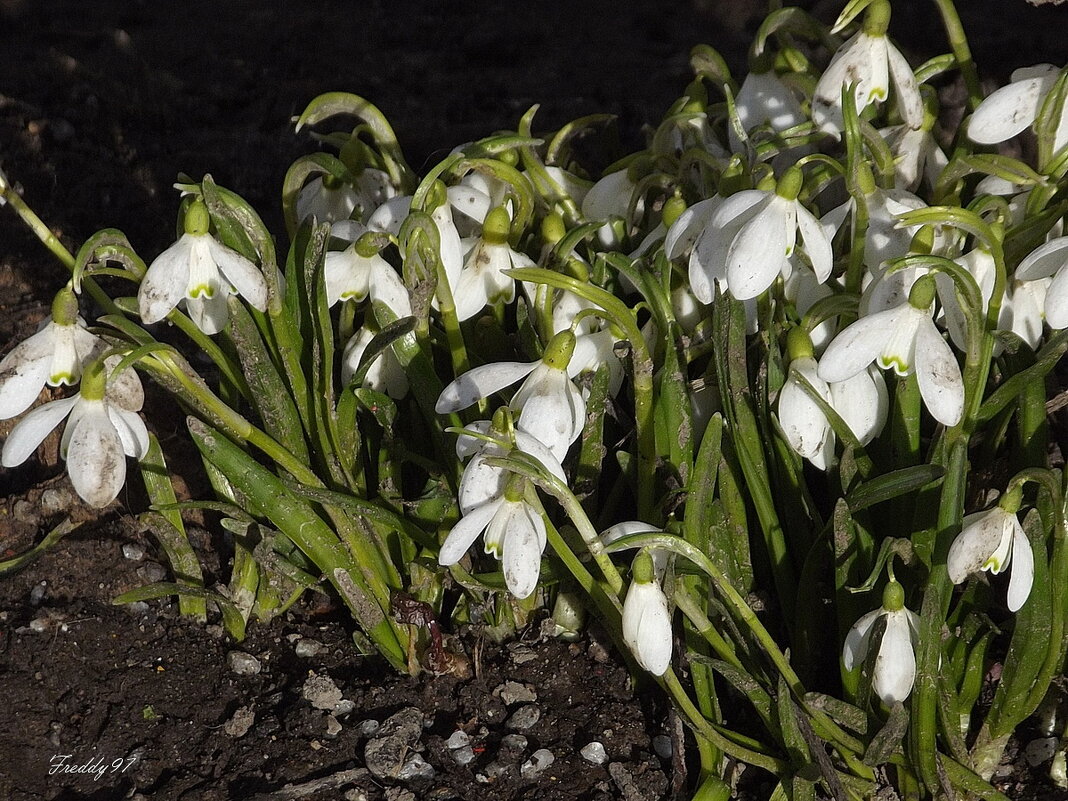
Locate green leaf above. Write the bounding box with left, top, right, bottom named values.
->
left=846, top=464, right=945, bottom=512
left=113, top=582, right=246, bottom=640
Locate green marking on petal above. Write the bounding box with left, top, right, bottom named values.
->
left=48, top=372, right=76, bottom=386
left=189, top=284, right=215, bottom=299
left=983, top=555, right=1003, bottom=572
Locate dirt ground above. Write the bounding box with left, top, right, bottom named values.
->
left=1, top=1, right=1067, bottom=799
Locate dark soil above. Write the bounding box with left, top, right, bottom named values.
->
left=1, top=1, right=1067, bottom=800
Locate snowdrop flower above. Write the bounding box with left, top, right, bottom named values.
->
left=813, top=0, right=922, bottom=136
left=0, top=287, right=105, bottom=419
left=622, top=548, right=673, bottom=675
left=2, top=357, right=148, bottom=508
left=1015, top=236, right=1068, bottom=329
left=439, top=469, right=548, bottom=600
left=436, top=331, right=585, bottom=461
left=454, top=206, right=534, bottom=321
left=778, top=328, right=887, bottom=470
left=689, top=168, right=832, bottom=302
left=728, top=68, right=806, bottom=153
left=843, top=580, right=920, bottom=705
left=968, top=64, right=1068, bottom=157
left=339, top=327, right=409, bottom=399
left=582, top=165, right=645, bottom=247
left=138, top=199, right=268, bottom=335
left=879, top=107, right=949, bottom=191
left=1002, top=278, right=1048, bottom=350
left=323, top=231, right=411, bottom=315
left=947, top=488, right=1033, bottom=612
left=818, top=276, right=964, bottom=427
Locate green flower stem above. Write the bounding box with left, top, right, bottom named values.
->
left=3, top=184, right=76, bottom=270
left=931, top=0, right=982, bottom=111
left=674, top=587, right=742, bottom=670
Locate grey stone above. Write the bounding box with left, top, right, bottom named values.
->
left=581, top=741, right=608, bottom=764
left=122, top=543, right=146, bottom=561
left=1025, top=737, right=1058, bottom=766
left=29, top=582, right=47, bottom=606
left=136, top=562, right=167, bottom=584
left=506, top=704, right=542, bottom=730
left=495, top=681, right=537, bottom=706
left=364, top=708, right=425, bottom=780
left=227, top=651, right=262, bottom=676
left=294, top=637, right=323, bottom=658
left=452, top=746, right=476, bottom=766
left=398, top=754, right=436, bottom=781
left=325, top=715, right=343, bottom=738
left=652, top=734, right=673, bottom=759
left=445, top=730, right=470, bottom=750
left=520, top=749, right=555, bottom=778
left=223, top=706, right=255, bottom=737
left=359, top=719, right=381, bottom=737
left=302, top=674, right=343, bottom=710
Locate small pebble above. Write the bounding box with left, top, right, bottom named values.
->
left=507, top=704, right=542, bottom=730
left=335, top=699, right=355, bottom=716
left=136, top=562, right=167, bottom=583
left=302, top=674, right=343, bottom=710
left=520, top=749, right=555, bottom=778
left=227, top=651, right=262, bottom=676
left=122, top=543, right=146, bottom=561
left=295, top=638, right=323, bottom=658
left=652, top=734, right=673, bottom=760
left=452, top=746, right=476, bottom=766
left=325, top=715, right=343, bottom=738
left=581, top=741, right=608, bottom=765
left=496, top=681, right=537, bottom=706
left=498, top=733, right=529, bottom=763
left=397, top=754, right=436, bottom=781
left=344, top=791, right=369, bottom=801
left=29, top=582, right=48, bottom=606
left=123, top=601, right=150, bottom=616
left=359, top=719, right=382, bottom=737
left=482, top=760, right=510, bottom=779
left=29, top=618, right=50, bottom=633
left=224, top=706, right=255, bottom=738
left=1025, top=737, right=1058, bottom=766
left=445, top=730, right=470, bottom=750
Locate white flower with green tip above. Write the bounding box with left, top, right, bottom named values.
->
left=947, top=489, right=1034, bottom=612
left=813, top=0, right=922, bottom=136
left=453, top=206, right=533, bottom=321
left=323, top=230, right=411, bottom=315
left=729, top=68, right=806, bottom=152
left=0, top=287, right=106, bottom=420
left=2, top=357, right=148, bottom=508
left=339, top=328, right=409, bottom=399
left=689, top=168, right=832, bottom=302
left=818, top=275, right=964, bottom=427
left=843, top=580, right=920, bottom=705
left=1015, top=236, right=1068, bottom=329
left=967, top=64, right=1068, bottom=156
left=297, top=167, right=396, bottom=226
left=138, top=199, right=268, bottom=335
left=436, top=331, right=585, bottom=461
left=622, top=548, right=673, bottom=676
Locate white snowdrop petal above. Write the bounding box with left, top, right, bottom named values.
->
left=726, top=202, right=789, bottom=300
left=368, top=262, right=412, bottom=318
left=0, top=331, right=53, bottom=419
left=623, top=581, right=673, bottom=675
left=886, top=42, right=922, bottom=129
left=184, top=291, right=230, bottom=336
left=139, top=236, right=194, bottom=324
left=874, top=610, right=917, bottom=704
left=813, top=32, right=866, bottom=133
left=914, top=318, right=964, bottom=426
left=502, top=504, right=545, bottom=599
left=458, top=451, right=507, bottom=513
left=795, top=204, right=833, bottom=284
left=438, top=499, right=503, bottom=565
left=830, top=367, right=888, bottom=446
left=843, top=608, right=882, bottom=671
left=582, top=170, right=634, bottom=222
left=1016, top=237, right=1068, bottom=281
left=435, top=361, right=538, bottom=414
left=779, top=359, right=831, bottom=461
left=664, top=198, right=719, bottom=260
left=108, top=406, right=150, bottom=460
left=968, top=76, right=1050, bottom=145
left=454, top=420, right=493, bottom=459
left=447, top=185, right=493, bottom=225
left=1043, top=267, right=1068, bottom=329
left=818, top=310, right=899, bottom=383
left=208, top=239, right=268, bottom=312
left=1, top=396, right=79, bottom=467
left=512, top=431, right=568, bottom=482
left=1006, top=523, right=1034, bottom=612
left=366, top=196, right=412, bottom=236
left=324, top=250, right=364, bottom=307
left=947, top=511, right=1005, bottom=584
left=66, top=403, right=126, bottom=508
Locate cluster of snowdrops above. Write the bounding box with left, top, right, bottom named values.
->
left=2, top=0, right=1068, bottom=797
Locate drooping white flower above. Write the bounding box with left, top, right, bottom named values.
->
left=138, top=199, right=268, bottom=334
left=689, top=168, right=832, bottom=302
left=843, top=580, right=920, bottom=705
left=729, top=69, right=807, bottom=153
left=947, top=495, right=1034, bottom=612
left=339, top=328, right=409, bottom=399
left=622, top=548, right=673, bottom=676
left=818, top=276, right=964, bottom=427
left=2, top=357, right=148, bottom=508
left=323, top=231, right=411, bottom=316
left=0, top=287, right=107, bottom=420
left=813, top=1, right=922, bottom=136
left=297, top=167, right=396, bottom=226
left=968, top=64, right=1068, bottom=157
left=879, top=115, right=949, bottom=192
left=1015, top=236, right=1068, bottom=329
left=582, top=166, right=644, bottom=247
left=453, top=206, right=534, bottom=321
left=778, top=328, right=887, bottom=470
left=436, top=331, right=585, bottom=461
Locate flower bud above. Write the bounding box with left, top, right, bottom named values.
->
left=183, top=199, right=211, bottom=237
